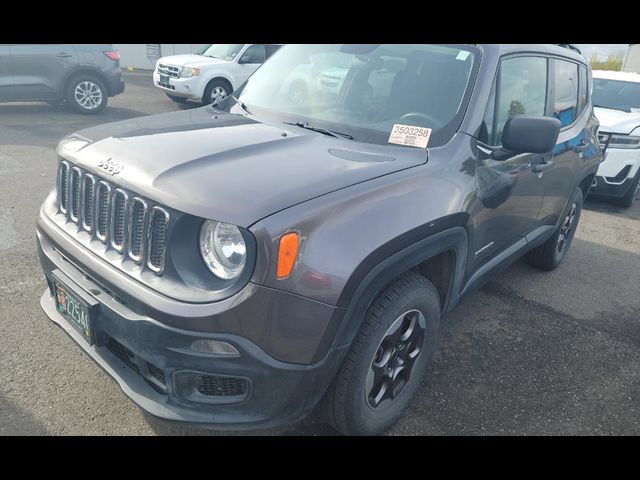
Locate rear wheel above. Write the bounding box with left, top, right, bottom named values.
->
left=321, top=273, right=441, bottom=436
left=65, top=75, right=108, bottom=114
left=524, top=188, right=583, bottom=271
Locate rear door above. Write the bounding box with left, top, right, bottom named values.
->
left=0, top=45, right=13, bottom=100
left=10, top=44, right=78, bottom=100
left=537, top=59, right=592, bottom=225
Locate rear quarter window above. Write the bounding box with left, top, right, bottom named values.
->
left=553, top=59, right=579, bottom=127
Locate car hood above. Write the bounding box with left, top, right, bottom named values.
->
left=594, top=107, right=640, bottom=135
left=158, top=54, right=231, bottom=68
left=57, top=107, right=426, bottom=227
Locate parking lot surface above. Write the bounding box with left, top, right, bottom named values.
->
left=0, top=72, right=638, bottom=435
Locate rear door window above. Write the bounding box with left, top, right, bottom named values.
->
left=577, top=65, right=588, bottom=114
left=553, top=59, right=579, bottom=127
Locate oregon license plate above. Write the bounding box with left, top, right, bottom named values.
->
left=54, top=282, right=92, bottom=343
left=159, top=74, right=170, bottom=84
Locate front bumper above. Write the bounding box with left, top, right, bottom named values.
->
left=153, top=71, right=203, bottom=99
left=591, top=148, right=640, bottom=198
left=36, top=208, right=347, bottom=429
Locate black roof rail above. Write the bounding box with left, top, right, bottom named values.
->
left=555, top=44, right=582, bottom=55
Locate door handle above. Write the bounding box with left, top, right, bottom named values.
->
left=532, top=160, right=555, bottom=174
left=572, top=141, right=590, bottom=154
left=56, top=53, right=73, bottom=58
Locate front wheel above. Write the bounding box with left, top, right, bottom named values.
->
left=615, top=171, right=640, bottom=209
left=202, top=80, right=231, bottom=106
left=524, top=188, right=583, bottom=271
left=321, top=273, right=441, bottom=435
left=65, top=75, right=108, bottom=114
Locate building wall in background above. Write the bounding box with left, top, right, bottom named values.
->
left=623, top=44, right=640, bottom=73
left=114, top=44, right=208, bottom=70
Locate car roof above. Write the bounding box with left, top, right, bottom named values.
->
left=592, top=70, right=640, bottom=83
left=479, top=44, right=587, bottom=64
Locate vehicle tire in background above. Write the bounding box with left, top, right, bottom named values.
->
left=525, top=187, right=583, bottom=271
left=202, top=79, right=231, bottom=106
left=286, top=81, right=307, bottom=106
left=321, top=273, right=441, bottom=436
left=615, top=171, right=640, bottom=209
left=65, top=75, right=108, bottom=114
left=166, top=93, right=190, bottom=104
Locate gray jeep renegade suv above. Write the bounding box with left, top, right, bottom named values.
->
left=36, top=44, right=601, bottom=435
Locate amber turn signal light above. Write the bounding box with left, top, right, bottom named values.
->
left=277, top=232, right=299, bottom=278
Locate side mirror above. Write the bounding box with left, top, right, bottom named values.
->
left=502, top=115, right=561, bottom=154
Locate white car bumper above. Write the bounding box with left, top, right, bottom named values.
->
left=592, top=147, right=640, bottom=197
left=153, top=71, right=204, bottom=100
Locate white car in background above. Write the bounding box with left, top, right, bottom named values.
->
left=591, top=70, right=640, bottom=207
left=153, top=44, right=282, bottom=105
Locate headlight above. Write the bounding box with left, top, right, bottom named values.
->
left=608, top=134, right=640, bottom=149
left=199, top=220, right=246, bottom=280
left=181, top=67, right=200, bottom=78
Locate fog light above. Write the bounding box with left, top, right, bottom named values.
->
left=191, top=339, right=239, bottom=356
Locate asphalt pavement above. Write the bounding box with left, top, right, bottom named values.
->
left=0, top=72, right=638, bottom=435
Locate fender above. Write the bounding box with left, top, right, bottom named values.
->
left=62, top=66, right=111, bottom=96
left=326, top=221, right=469, bottom=355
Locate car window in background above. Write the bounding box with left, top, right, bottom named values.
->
left=554, top=60, right=579, bottom=127
left=237, top=44, right=478, bottom=147
left=578, top=65, right=588, bottom=114
left=484, top=56, right=547, bottom=145
left=240, top=45, right=267, bottom=64
left=202, top=44, right=245, bottom=61
left=266, top=45, right=282, bottom=59
left=593, top=78, right=640, bottom=112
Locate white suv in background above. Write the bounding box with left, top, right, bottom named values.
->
left=591, top=70, right=640, bottom=208
left=153, top=44, right=282, bottom=105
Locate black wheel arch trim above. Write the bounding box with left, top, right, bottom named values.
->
left=62, top=66, right=111, bottom=97
left=324, top=216, right=469, bottom=359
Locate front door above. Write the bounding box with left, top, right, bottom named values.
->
left=468, top=55, right=552, bottom=273
left=0, top=45, right=13, bottom=101
left=235, top=44, right=267, bottom=86
left=10, top=44, right=77, bottom=100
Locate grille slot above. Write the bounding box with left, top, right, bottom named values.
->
left=128, top=198, right=147, bottom=263
left=58, top=161, right=70, bottom=214
left=157, top=63, right=180, bottom=78
left=81, top=174, right=96, bottom=232
left=107, top=338, right=140, bottom=374
left=110, top=189, right=128, bottom=252
left=148, top=206, right=169, bottom=274
left=147, top=362, right=166, bottom=385
left=69, top=167, right=82, bottom=222
left=55, top=160, right=171, bottom=276
left=96, top=181, right=111, bottom=242
left=598, top=132, right=611, bottom=153
left=196, top=375, right=248, bottom=397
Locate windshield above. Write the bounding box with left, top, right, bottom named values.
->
left=593, top=78, right=640, bottom=113
left=202, top=44, right=245, bottom=61
left=236, top=44, right=478, bottom=147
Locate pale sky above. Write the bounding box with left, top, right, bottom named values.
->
left=574, top=44, right=629, bottom=61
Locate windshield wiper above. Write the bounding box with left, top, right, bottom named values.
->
left=593, top=104, right=631, bottom=113
left=284, top=121, right=354, bottom=140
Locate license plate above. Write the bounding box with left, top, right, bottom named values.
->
left=159, top=74, right=170, bottom=85
left=54, top=282, right=92, bottom=343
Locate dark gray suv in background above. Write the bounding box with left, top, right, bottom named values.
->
left=0, top=44, right=124, bottom=113
left=36, top=44, right=601, bottom=435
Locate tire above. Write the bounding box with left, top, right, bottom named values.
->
left=202, top=79, right=231, bottom=106
left=65, top=75, right=108, bottom=114
left=321, top=272, right=441, bottom=436
left=615, top=171, right=640, bottom=209
left=166, top=93, right=189, bottom=104
left=524, top=188, right=583, bottom=271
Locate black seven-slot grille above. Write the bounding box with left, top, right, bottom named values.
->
left=57, top=160, right=170, bottom=275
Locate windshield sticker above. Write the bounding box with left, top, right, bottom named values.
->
left=388, top=124, right=432, bottom=149
left=456, top=50, right=471, bottom=61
